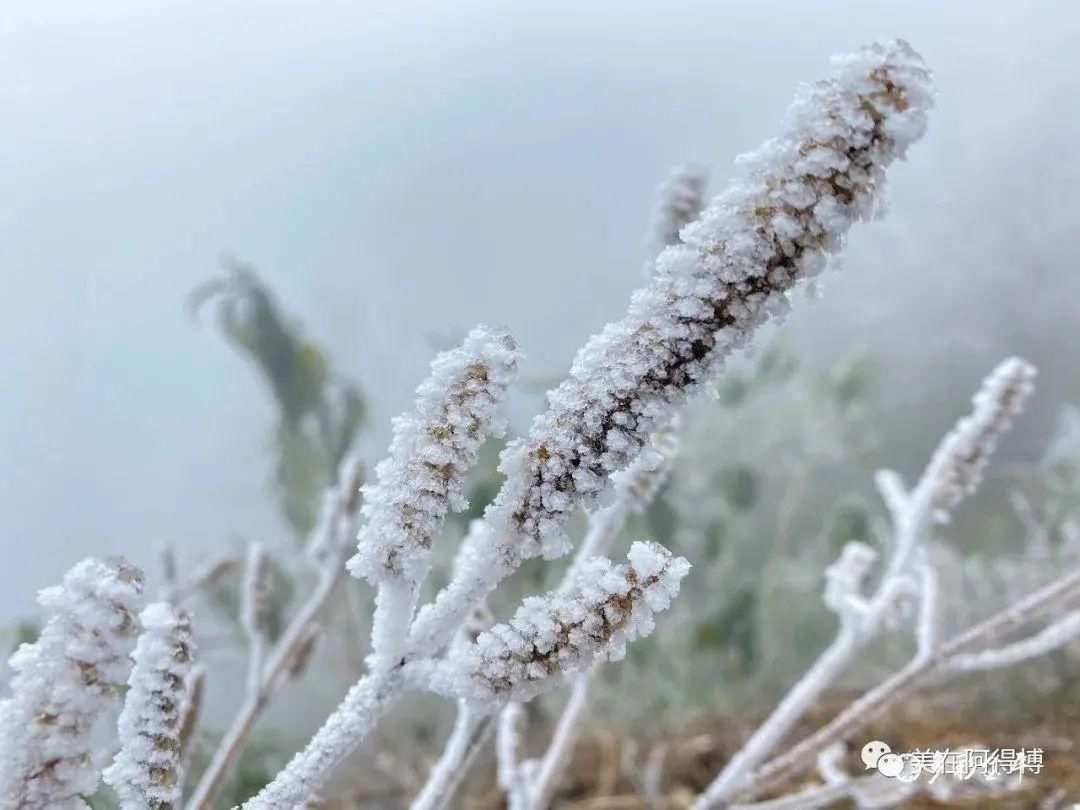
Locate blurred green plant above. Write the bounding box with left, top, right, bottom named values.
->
left=189, top=258, right=368, bottom=537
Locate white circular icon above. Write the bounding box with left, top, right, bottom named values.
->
left=876, top=752, right=905, bottom=778
left=860, top=740, right=891, bottom=770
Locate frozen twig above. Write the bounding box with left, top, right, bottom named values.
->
left=528, top=672, right=594, bottom=810
left=694, top=358, right=1036, bottom=808
left=185, top=456, right=365, bottom=810
left=498, top=702, right=530, bottom=809
left=947, top=608, right=1080, bottom=672
left=163, top=552, right=241, bottom=606
left=241, top=543, right=269, bottom=697
left=738, top=566, right=1080, bottom=801
left=409, top=700, right=491, bottom=810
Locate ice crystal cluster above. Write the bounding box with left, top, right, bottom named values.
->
left=0, top=558, right=144, bottom=809
left=347, top=325, right=521, bottom=587
left=424, top=41, right=933, bottom=634
left=103, top=603, right=195, bottom=810
left=437, top=542, right=690, bottom=705
left=925, top=357, right=1036, bottom=520
left=646, top=164, right=708, bottom=259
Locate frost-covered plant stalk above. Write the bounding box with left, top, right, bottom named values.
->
left=245, top=40, right=933, bottom=809
left=694, top=358, right=1036, bottom=808
left=0, top=558, right=145, bottom=809
left=410, top=38, right=933, bottom=657
left=348, top=325, right=521, bottom=666
left=436, top=541, right=689, bottom=706
left=185, top=452, right=367, bottom=810
left=103, top=603, right=196, bottom=810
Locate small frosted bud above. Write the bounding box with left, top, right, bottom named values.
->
left=348, top=325, right=521, bottom=588
left=0, top=558, right=145, bottom=809
left=103, top=603, right=196, bottom=810
left=435, top=542, right=689, bottom=706
left=925, top=358, right=1037, bottom=521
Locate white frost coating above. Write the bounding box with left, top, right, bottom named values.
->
left=348, top=325, right=520, bottom=666
left=434, top=542, right=689, bottom=706
left=646, top=163, right=708, bottom=262
left=103, top=603, right=195, bottom=810
left=0, top=558, right=145, bottom=810
left=922, top=357, right=1037, bottom=521
left=416, top=40, right=933, bottom=653
left=347, top=325, right=521, bottom=588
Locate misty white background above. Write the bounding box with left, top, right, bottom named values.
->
left=2, top=0, right=1079, bottom=620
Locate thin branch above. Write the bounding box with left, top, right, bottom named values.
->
left=947, top=608, right=1080, bottom=672
left=737, top=567, right=1080, bottom=801
left=185, top=458, right=365, bottom=810
left=529, top=672, right=594, bottom=810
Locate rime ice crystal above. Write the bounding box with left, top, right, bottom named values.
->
left=0, top=558, right=144, bottom=809
left=436, top=542, right=689, bottom=705
left=103, top=603, right=195, bottom=810
left=421, top=40, right=933, bottom=637
left=347, top=325, right=521, bottom=588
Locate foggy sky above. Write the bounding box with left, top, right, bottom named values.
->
left=2, top=0, right=1079, bottom=619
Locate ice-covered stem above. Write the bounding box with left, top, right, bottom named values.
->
left=164, top=554, right=240, bottom=606
left=695, top=358, right=1035, bottom=807
left=738, top=567, right=1080, bottom=802
left=0, top=558, right=145, bottom=810
left=497, top=701, right=530, bottom=809
left=435, top=542, right=689, bottom=706
left=646, top=163, right=708, bottom=260
left=177, top=666, right=204, bottom=758
left=413, top=39, right=933, bottom=657
left=347, top=325, right=520, bottom=666
left=409, top=700, right=490, bottom=810
left=946, top=609, right=1080, bottom=672
left=883, top=357, right=1036, bottom=580
left=527, top=671, right=593, bottom=810
left=186, top=455, right=365, bottom=810
left=240, top=660, right=434, bottom=810
left=241, top=543, right=269, bottom=696
left=104, top=603, right=196, bottom=810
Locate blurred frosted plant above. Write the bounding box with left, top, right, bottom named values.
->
left=103, top=603, right=195, bottom=810
left=190, top=259, right=368, bottom=537
left=348, top=325, right=521, bottom=666
left=0, top=558, right=145, bottom=809
left=922, top=357, right=1036, bottom=520
left=645, top=164, right=708, bottom=264
left=436, top=542, right=689, bottom=706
